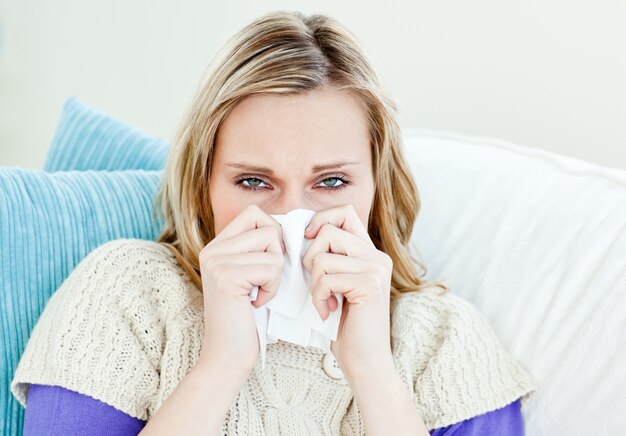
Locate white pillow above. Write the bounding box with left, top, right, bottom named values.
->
left=401, top=127, right=626, bottom=436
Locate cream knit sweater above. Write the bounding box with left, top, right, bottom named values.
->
left=11, top=238, right=537, bottom=434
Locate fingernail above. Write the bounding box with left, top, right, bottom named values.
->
left=305, top=224, right=311, bottom=234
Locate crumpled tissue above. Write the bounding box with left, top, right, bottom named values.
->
left=249, top=208, right=343, bottom=368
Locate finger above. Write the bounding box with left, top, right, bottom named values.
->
left=250, top=259, right=283, bottom=308
left=216, top=263, right=282, bottom=300
left=307, top=252, right=376, bottom=296
left=311, top=273, right=377, bottom=320
left=302, top=224, right=375, bottom=272
left=328, top=293, right=338, bottom=312
left=210, top=204, right=284, bottom=250
left=213, top=251, right=284, bottom=269
left=311, top=274, right=355, bottom=321
left=304, top=204, right=372, bottom=243
left=208, top=225, right=285, bottom=259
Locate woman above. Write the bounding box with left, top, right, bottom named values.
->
left=11, top=10, right=536, bottom=435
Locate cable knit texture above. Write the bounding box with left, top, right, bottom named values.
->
left=11, top=238, right=537, bottom=434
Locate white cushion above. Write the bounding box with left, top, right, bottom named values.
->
left=402, top=127, right=625, bottom=435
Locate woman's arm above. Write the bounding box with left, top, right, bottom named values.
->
left=347, top=361, right=430, bottom=436
left=22, top=359, right=250, bottom=436
left=139, top=357, right=250, bottom=436
left=24, top=384, right=146, bottom=435
left=430, top=399, right=524, bottom=436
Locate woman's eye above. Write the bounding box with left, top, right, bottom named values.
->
left=235, top=176, right=350, bottom=192
left=236, top=177, right=265, bottom=191
left=319, top=177, right=346, bottom=189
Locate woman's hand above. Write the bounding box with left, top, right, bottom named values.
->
left=301, top=204, right=395, bottom=380
left=198, top=204, right=285, bottom=376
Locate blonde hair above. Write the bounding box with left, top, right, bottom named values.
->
left=153, top=10, right=449, bottom=307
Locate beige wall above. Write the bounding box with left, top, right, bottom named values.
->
left=0, top=0, right=624, bottom=170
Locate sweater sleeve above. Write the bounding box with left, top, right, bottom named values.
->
left=10, top=239, right=164, bottom=422
left=339, top=395, right=525, bottom=436
left=390, top=289, right=537, bottom=430
left=24, top=384, right=146, bottom=436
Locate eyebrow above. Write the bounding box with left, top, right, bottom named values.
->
left=224, top=160, right=362, bottom=174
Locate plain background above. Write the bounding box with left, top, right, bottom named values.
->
left=0, top=1, right=624, bottom=170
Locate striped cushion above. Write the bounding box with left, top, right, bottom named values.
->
left=43, top=96, right=169, bottom=172
left=0, top=168, right=163, bottom=435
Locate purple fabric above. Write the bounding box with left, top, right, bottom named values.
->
left=430, top=399, right=524, bottom=435
left=23, top=384, right=524, bottom=435
left=23, top=384, right=146, bottom=435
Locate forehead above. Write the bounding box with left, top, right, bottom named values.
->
left=214, top=87, right=370, bottom=161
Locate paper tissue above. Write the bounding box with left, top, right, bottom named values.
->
left=249, top=208, right=344, bottom=367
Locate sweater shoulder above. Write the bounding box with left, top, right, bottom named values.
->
left=390, top=285, right=519, bottom=359
left=390, top=286, right=537, bottom=430
left=391, top=286, right=484, bottom=337
left=65, top=238, right=201, bottom=321
left=9, top=238, right=202, bottom=420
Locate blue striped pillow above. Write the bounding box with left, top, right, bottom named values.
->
left=43, top=96, right=169, bottom=172
left=0, top=168, right=164, bottom=435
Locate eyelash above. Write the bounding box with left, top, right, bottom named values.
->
left=235, top=174, right=351, bottom=192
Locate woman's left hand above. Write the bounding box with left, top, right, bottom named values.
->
left=302, top=204, right=395, bottom=380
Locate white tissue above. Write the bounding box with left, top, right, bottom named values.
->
left=249, top=208, right=344, bottom=368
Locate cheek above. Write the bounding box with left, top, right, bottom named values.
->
left=209, top=179, right=247, bottom=236
left=354, top=183, right=375, bottom=228
left=213, top=205, right=242, bottom=237
left=356, top=203, right=371, bottom=229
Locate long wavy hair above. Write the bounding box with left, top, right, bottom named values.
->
left=152, top=10, right=449, bottom=310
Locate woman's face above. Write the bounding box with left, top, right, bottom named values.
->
left=209, top=85, right=375, bottom=236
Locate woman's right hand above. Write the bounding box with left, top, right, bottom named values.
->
left=197, top=204, right=285, bottom=376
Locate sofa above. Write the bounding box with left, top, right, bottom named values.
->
left=1, top=96, right=624, bottom=435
